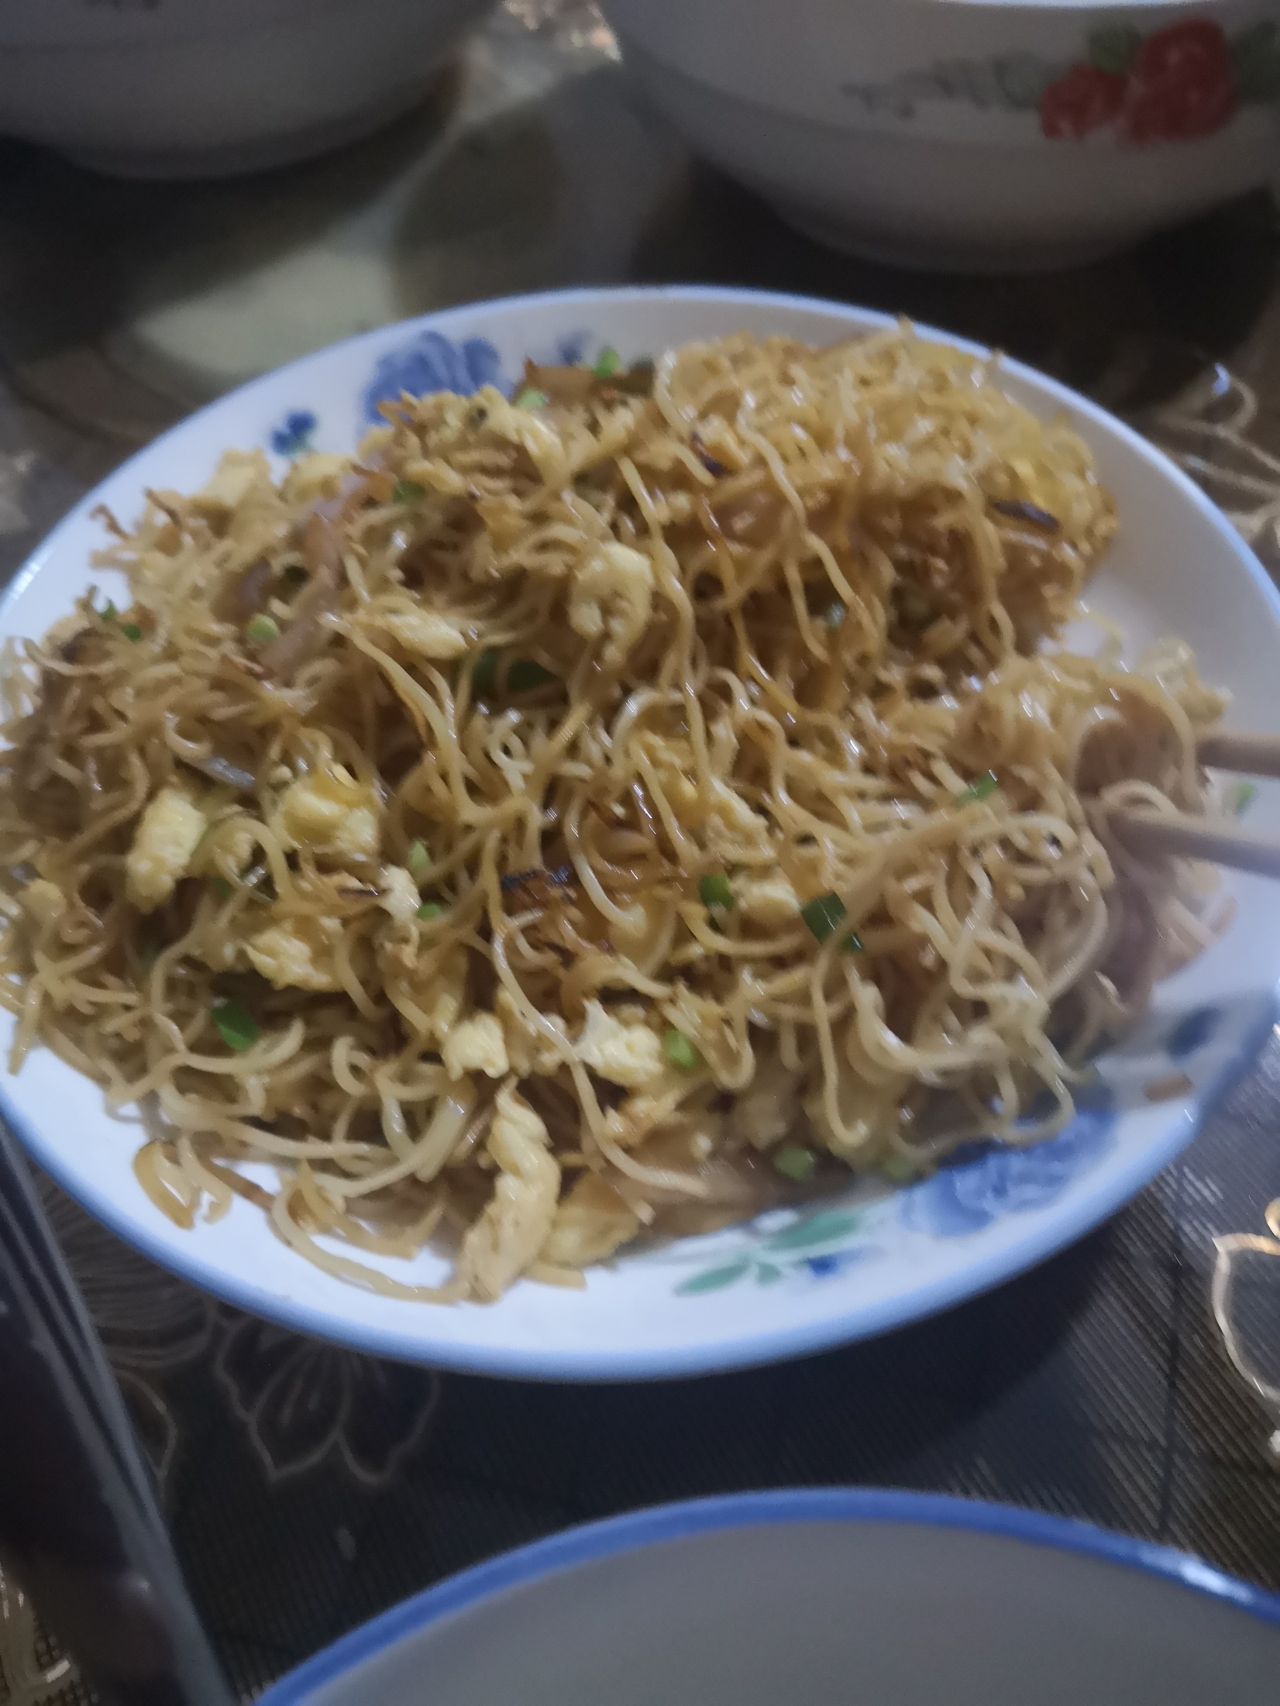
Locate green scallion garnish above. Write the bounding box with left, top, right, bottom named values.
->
left=774, top=1146, right=816, bottom=1182
left=1233, top=781, right=1257, bottom=818
left=407, top=840, right=431, bottom=874
left=663, top=1027, right=700, bottom=1070
left=120, top=623, right=143, bottom=642
left=593, top=347, right=622, bottom=378
left=953, top=771, right=999, bottom=807
left=698, top=872, right=734, bottom=910
left=514, top=388, right=548, bottom=410
left=801, top=891, right=847, bottom=944
left=212, top=998, right=259, bottom=1052
left=882, top=1152, right=920, bottom=1184
left=393, top=479, right=426, bottom=504
left=507, top=658, right=556, bottom=692
left=102, top=600, right=117, bottom=622
left=471, top=648, right=500, bottom=695
left=246, top=615, right=280, bottom=646
left=417, top=901, right=444, bottom=922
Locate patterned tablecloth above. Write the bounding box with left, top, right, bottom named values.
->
left=2, top=4, right=1280, bottom=1700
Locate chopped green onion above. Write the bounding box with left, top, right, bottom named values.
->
left=593, top=347, right=622, bottom=378
left=211, top=876, right=233, bottom=899
left=842, top=930, right=864, bottom=953
left=823, top=600, right=847, bottom=630
left=507, top=658, right=556, bottom=692
left=774, top=1145, right=816, bottom=1183
left=953, top=771, right=999, bottom=807
left=246, top=615, right=281, bottom=646
left=1233, top=781, right=1257, bottom=818
left=120, top=622, right=143, bottom=642
left=471, top=648, right=500, bottom=695
left=801, top=891, right=847, bottom=944
left=407, top=839, right=431, bottom=875
left=212, top=998, right=259, bottom=1053
left=882, top=1152, right=920, bottom=1184
left=417, top=901, right=444, bottom=922
left=698, top=872, right=734, bottom=910
left=102, top=600, right=117, bottom=622
left=514, top=388, right=548, bottom=410
left=393, top=479, right=426, bottom=504
left=662, top=1027, right=700, bottom=1070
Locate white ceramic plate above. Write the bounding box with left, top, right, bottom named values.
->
left=4, top=286, right=1280, bottom=1378
left=258, top=1490, right=1280, bottom=1706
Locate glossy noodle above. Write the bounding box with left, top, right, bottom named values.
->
left=0, top=327, right=1227, bottom=1302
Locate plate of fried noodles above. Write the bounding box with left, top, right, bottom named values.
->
left=2, top=286, right=1279, bottom=1378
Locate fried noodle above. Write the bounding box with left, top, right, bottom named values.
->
left=0, top=327, right=1227, bottom=1302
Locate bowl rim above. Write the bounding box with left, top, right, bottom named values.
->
left=257, top=1487, right=1280, bottom=1705
left=6, top=284, right=1280, bottom=1381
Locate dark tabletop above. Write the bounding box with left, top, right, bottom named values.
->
left=1, top=4, right=1279, bottom=1698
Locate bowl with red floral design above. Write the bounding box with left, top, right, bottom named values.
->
left=599, top=0, right=1280, bottom=270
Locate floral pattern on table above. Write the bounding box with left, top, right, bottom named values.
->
left=215, top=1316, right=442, bottom=1487
left=842, top=19, right=1280, bottom=144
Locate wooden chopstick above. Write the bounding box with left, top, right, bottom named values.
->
left=1198, top=731, right=1280, bottom=779
left=1111, top=807, right=1280, bottom=879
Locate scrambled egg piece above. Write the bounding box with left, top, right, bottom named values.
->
left=442, top=1012, right=509, bottom=1080
left=542, top=1174, right=639, bottom=1268
left=378, top=609, right=469, bottom=661
left=378, top=864, right=420, bottom=924
left=277, top=766, right=380, bottom=861
left=575, top=999, right=663, bottom=1088
left=21, top=880, right=65, bottom=930
left=126, top=790, right=206, bottom=912
left=245, top=916, right=344, bottom=992
left=738, top=872, right=801, bottom=928
left=192, top=450, right=267, bottom=514
left=457, top=1084, right=560, bottom=1301
left=568, top=543, right=653, bottom=669
left=281, top=452, right=349, bottom=504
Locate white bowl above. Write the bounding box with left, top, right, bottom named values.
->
left=0, top=0, right=496, bottom=179
left=5, top=285, right=1280, bottom=1378
left=258, top=1491, right=1280, bottom=1705
left=600, top=0, right=1280, bottom=270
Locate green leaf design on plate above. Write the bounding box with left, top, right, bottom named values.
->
left=1088, top=24, right=1141, bottom=76
left=1231, top=22, right=1280, bottom=103
left=763, top=1210, right=861, bottom=1252
left=676, top=1259, right=751, bottom=1295
left=755, top=1262, right=784, bottom=1286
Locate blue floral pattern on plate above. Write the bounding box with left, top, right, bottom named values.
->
left=270, top=409, right=318, bottom=458
left=363, top=332, right=505, bottom=423
left=900, top=1101, right=1118, bottom=1238
left=1167, top=1005, right=1221, bottom=1061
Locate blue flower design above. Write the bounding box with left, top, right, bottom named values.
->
left=1166, top=1005, right=1220, bottom=1061
left=363, top=333, right=504, bottom=424
left=804, top=1248, right=873, bottom=1280
left=900, top=1101, right=1118, bottom=1238
left=270, top=409, right=318, bottom=458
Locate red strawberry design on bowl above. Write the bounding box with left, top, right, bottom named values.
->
left=1040, top=63, right=1127, bottom=138
left=1119, top=20, right=1237, bottom=141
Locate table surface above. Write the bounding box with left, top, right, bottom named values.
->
left=2, top=3, right=1280, bottom=1698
